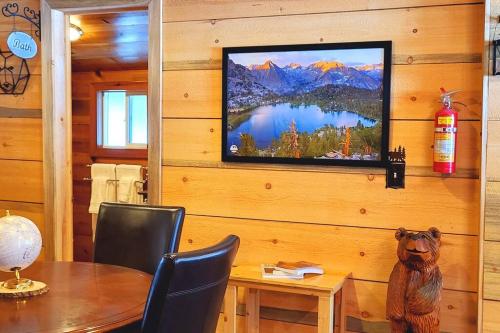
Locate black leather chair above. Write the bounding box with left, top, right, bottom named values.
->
left=93, top=202, right=185, bottom=275
left=140, top=235, right=240, bottom=333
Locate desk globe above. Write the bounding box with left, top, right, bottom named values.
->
left=0, top=210, right=44, bottom=294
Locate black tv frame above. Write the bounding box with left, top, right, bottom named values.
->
left=221, top=41, right=392, bottom=168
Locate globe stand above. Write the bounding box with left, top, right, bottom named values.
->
left=2, top=267, right=33, bottom=289
left=0, top=267, right=48, bottom=298
left=0, top=281, right=48, bottom=298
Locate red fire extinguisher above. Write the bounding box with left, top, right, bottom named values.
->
left=433, top=88, right=459, bottom=174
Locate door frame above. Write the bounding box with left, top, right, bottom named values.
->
left=41, top=0, right=163, bottom=261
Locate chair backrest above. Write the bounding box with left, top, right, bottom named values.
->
left=141, top=235, right=240, bottom=333
left=93, top=203, right=185, bottom=275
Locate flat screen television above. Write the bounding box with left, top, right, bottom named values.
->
left=222, top=41, right=392, bottom=167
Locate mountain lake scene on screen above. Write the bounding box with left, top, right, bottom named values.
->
left=226, top=48, right=386, bottom=160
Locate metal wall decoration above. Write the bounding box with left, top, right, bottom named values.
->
left=0, top=50, right=29, bottom=95
left=0, top=2, right=40, bottom=95
left=386, top=146, right=406, bottom=189
left=2, top=3, right=40, bottom=40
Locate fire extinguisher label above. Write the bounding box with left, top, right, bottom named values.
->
left=434, top=132, right=455, bottom=162
left=438, top=116, right=454, bottom=125
left=435, top=127, right=457, bottom=133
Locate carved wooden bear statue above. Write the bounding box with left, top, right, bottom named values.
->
left=387, top=227, right=443, bottom=333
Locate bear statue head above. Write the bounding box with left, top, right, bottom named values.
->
left=395, top=227, right=441, bottom=271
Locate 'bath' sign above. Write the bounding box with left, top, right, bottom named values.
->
left=7, top=32, right=37, bottom=59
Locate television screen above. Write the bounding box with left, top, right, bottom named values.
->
left=222, top=41, right=392, bottom=167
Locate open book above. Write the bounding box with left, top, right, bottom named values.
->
left=275, top=261, right=324, bottom=276
left=261, top=261, right=324, bottom=279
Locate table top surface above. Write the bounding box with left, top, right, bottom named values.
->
left=229, top=265, right=349, bottom=295
left=0, top=261, right=152, bottom=333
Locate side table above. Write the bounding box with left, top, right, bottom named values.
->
left=224, top=265, right=349, bottom=333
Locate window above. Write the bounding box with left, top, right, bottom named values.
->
left=100, top=90, right=148, bottom=149
left=91, top=82, right=148, bottom=159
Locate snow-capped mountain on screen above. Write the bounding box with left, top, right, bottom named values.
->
left=227, top=57, right=383, bottom=113
left=243, top=59, right=382, bottom=94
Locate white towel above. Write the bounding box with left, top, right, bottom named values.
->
left=116, top=164, right=143, bottom=204
left=88, top=163, right=117, bottom=214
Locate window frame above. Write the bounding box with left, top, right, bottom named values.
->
left=125, top=92, right=149, bottom=148
left=90, top=82, right=148, bottom=159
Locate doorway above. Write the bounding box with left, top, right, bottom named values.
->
left=41, top=0, right=162, bottom=261
left=71, top=10, right=150, bottom=261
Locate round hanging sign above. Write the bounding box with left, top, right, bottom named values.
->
left=7, top=32, right=38, bottom=59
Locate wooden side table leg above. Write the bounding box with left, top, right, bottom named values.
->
left=334, top=288, right=345, bottom=333
left=318, top=294, right=334, bottom=333
left=245, top=288, right=260, bottom=333
left=224, top=285, right=237, bottom=333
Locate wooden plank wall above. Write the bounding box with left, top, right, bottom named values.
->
left=0, top=0, right=44, bottom=260
left=483, top=1, right=500, bottom=332
left=71, top=69, right=148, bottom=261
left=162, top=1, right=483, bottom=332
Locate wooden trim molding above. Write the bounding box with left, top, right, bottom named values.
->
left=41, top=1, right=72, bottom=261
left=45, top=0, right=149, bottom=14
left=41, top=0, right=162, bottom=260
left=0, top=107, right=42, bottom=119
left=478, top=0, right=491, bottom=331
left=147, top=0, right=162, bottom=205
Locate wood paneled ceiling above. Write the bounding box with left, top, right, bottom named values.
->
left=70, top=10, right=148, bottom=72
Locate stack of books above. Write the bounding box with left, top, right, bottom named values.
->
left=261, top=261, right=324, bottom=279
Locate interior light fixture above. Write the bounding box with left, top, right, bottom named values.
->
left=70, top=24, right=84, bottom=42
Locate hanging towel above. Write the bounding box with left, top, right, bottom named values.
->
left=116, top=164, right=143, bottom=204
left=89, top=163, right=117, bottom=214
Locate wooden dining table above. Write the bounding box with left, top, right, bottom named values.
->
left=0, top=261, right=152, bottom=333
